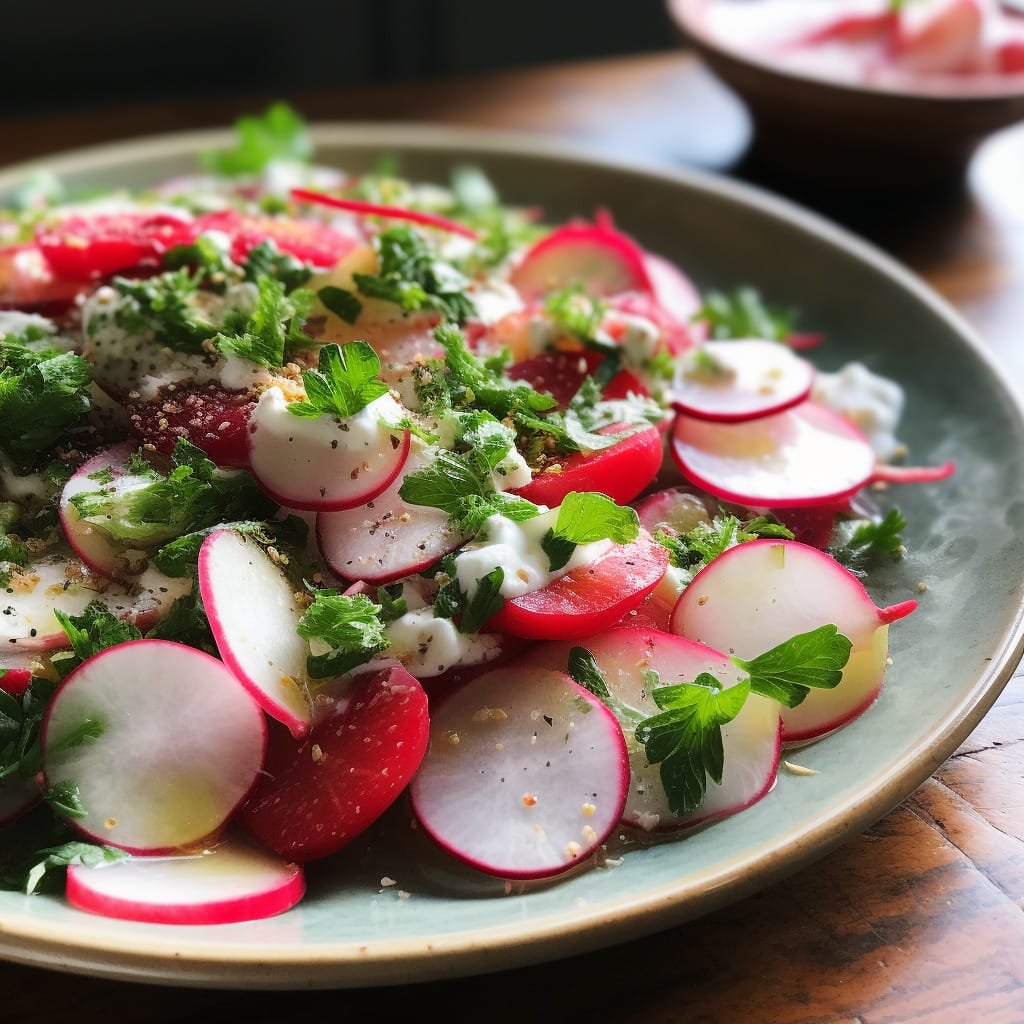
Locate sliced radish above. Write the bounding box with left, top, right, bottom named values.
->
left=670, top=402, right=877, bottom=508
left=530, top=627, right=781, bottom=831
left=41, top=639, right=266, bottom=853
left=59, top=443, right=152, bottom=577
left=513, top=424, right=663, bottom=507
left=66, top=838, right=304, bottom=925
left=893, top=0, right=984, bottom=74
left=643, top=253, right=702, bottom=324
left=791, top=10, right=900, bottom=46
left=239, top=665, right=429, bottom=861
left=198, top=530, right=312, bottom=739
left=671, top=539, right=916, bottom=742
left=671, top=340, right=814, bottom=422
left=316, top=445, right=469, bottom=583
left=410, top=666, right=629, bottom=879
left=510, top=223, right=653, bottom=301
left=487, top=530, right=668, bottom=640
left=506, top=350, right=648, bottom=411
left=871, top=460, right=956, bottom=485
left=291, top=188, right=479, bottom=239
left=0, top=558, right=191, bottom=651
left=247, top=386, right=411, bottom=511
left=635, top=486, right=715, bottom=535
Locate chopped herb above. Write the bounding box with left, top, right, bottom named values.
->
left=540, top=491, right=639, bottom=572
left=0, top=675, right=55, bottom=782
left=697, top=287, right=794, bottom=342
left=459, top=567, right=505, bottom=633
left=831, top=508, right=907, bottom=574
left=545, top=285, right=606, bottom=344
left=296, top=591, right=389, bottom=679
left=145, top=585, right=215, bottom=651
left=112, top=268, right=215, bottom=354
left=244, top=240, right=312, bottom=292
left=317, top=285, right=362, bottom=325
left=44, top=780, right=88, bottom=819
left=214, top=276, right=314, bottom=369
left=376, top=584, right=408, bottom=623
left=45, top=718, right=104, bottom=757
left=287, top=341, right=391, bottom=420
left=201, top=102, right=312, bottom=176
left=52, top=603, right=142, bottom=679
left=567, top=646, right=612, bottom=701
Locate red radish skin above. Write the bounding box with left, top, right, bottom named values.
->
left=199, top=530, right=313, bottom=739
left=41, top=639, right=267, bottom=854
left=487, top=530, right=669, bottom=641
left=316, top=446, right=469, bottom=584
left=670, top=402, right=878, bottom=509
left=246, top=387, right=412, bottom=512
left=410, top=667, right=629, bottom=879
left=643, top=253, right=702, bottom=324
left=893, top=0, right=984, bottom=74
left=514, top=424, right=663, bottom=507
left=66, top=840, right=305, bottom=925
left=507, top=350, right=648, bottom=411
left=526, top=627, right=781, bottom=831
left=791, top=11, right=900, bottom=46
left=239, top=666, right=430, bottom=861
left=126, top=383, right=255, bottom=467
left=671, top=340, right=814, bottom=423
left=291, top=188, right=479, bottom=239
left=671, top=539, right=916, bottom=743
left=59, top=443, right=147, bottom=578
left=871, top=460, right=956, bottom=485
left=511, top=223, right=654, bottom=301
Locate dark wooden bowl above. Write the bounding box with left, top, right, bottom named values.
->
left=668, top=0, right=1024, bottom=186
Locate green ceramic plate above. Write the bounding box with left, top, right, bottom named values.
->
left=1, top=125, right=1022, bottom=989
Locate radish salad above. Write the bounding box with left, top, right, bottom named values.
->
left=0, top=105, right=953, bottom=924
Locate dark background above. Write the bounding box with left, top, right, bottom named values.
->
left=6, top=0, right=678, bottom=115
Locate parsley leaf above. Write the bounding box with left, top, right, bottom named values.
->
left=0, top=351, right=91, bottom=471
left=540, top=491, right=639, bottom=571
left=567, top=646, right=612, bottom=701
left=287, top=341, right=391, bottom=419
left=317, top=285, right=363, bottom=325
left=545, top=285, right=606, bottom=344
left=214, top=276, right=314, bottom=368
left=22, top=841, right=125, bottom=895
left=296, top=591, right=389, bottom=679
left=831, top=508, right=907, bottom=574
left=112, top=268, right=215, bottom=354
left=152, top=520, right=274, bottom=577
left=696, top=287, right=794, bottom=342
left=731, top=624, right=852, bottom=708
left=352, top=227, right=476, bottom=325
left=635, top=674, right=751, bottom=815
left=459, top=567, right=505, bottom=633
left=0, top=676, right=55, bottom=783
left=201, top=102, right=312, bottom=176
left=44, top=779, right=88, bottom=819
left=244, top=240, right=312, bottom=292
left=145, top=585, right=215, bottom=651
left=52, top=603, right=142, bottom=679
left=376, top=584, right=408, bottom=623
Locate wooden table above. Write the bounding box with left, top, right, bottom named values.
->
left=3, top=53, right=1024, bottom=1023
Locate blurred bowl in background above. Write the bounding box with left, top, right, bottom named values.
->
left=668, top=0, right=1024, bottom=187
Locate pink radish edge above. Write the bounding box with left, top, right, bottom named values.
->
left=870, top=460, right=956, bottom=485
left=291, top=188, right=479, bottom=239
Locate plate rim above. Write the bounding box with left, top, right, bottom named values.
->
left=1, top=121, right=1022, bottom=988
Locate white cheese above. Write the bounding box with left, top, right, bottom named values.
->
left=615, top=313, right=662, bottom=370
left=812, top=361, right=905, bottom=460
left=467, top=280, right=524, bottom=325
left=0, top=311, right=57, bottom=338
left=454, top=510, right=612, bottom=602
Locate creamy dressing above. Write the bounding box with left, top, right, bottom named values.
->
left=812, top=361, right=905, bottom=459
left=0, top=461, right=51, bottom=506
left=453, top=510, right=613, bottom=602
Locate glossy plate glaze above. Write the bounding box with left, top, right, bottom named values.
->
left=0, top=125, right=1022, bottom=988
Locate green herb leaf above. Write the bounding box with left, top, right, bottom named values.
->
left=541, top=491, right=639, bottom=571
left=145, top=585, right=215, bottom=651
left=45, top=718, right=104, bottom=757
left=244, top=240, right=312, bottom=292
left=544, top=284, right=606, bottom=344
left=376, top=584, right=408, bottom=623
left=696, top=287, right=794, bottom=342
left=44, top=780, right=88, bottom=819
left=201, top=103, right=312, bottom=176
left=317, top=285, right=363, bottom=325
left=732, top=624, right=852, bottom=708
left=296, top=591, right=389, bottom=679
left=634, top=674, right=750, bottom=815
left=53, top=604, right=142, bottom=678
left=567, top=646, right=612, bottom=701
left=831, top=508, right=907, bottom=574
left=287, top=342, right=391, bottom=420
left=0, top=677, right=55, bottom=783
left=459, top=566, right=504, bottom=633
left=112, top=268, right=215, bottom=354
left=214, top=276, right=314, bottom=369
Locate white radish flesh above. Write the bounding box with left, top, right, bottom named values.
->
left=644, top=252, right=702, bottom=323
left=66, top=838, right=304, bottom=925
left=671, top=539, right=915, bottom=742
left=410, top=666, right=629, bottom=879
left=527, top=628, right=781, bottom=831
left=671, top=340, right=814, bottom=422
left=59, top=444, right=150, bottom=577
left=41, top=639, right=266, bottom=853
left=670, top=401, right=877, bottom=508
left=0, top=558, right=191, bottom=651
left=198, top=530, right=312, bottom=739
left=317, top=445, right=469, bottom=583
left=247, top=386, right=411, bottom=511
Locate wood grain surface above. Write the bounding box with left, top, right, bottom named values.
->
left=2, top=52, right=1023, bottom=1023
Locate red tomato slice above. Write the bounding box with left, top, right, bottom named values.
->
left=192, top=210, right=356, bottom=268
left=507, top=350, right=647, bottom=410
left=238, top=666, right=430, bottom=861
left=126, top=383, right=255, bottom=468
left=36, top=211, right=194, bottom=282
left=513, top=423, right=663, bottom=507
left=0, top=244, right=85, bottom=312
left=487, top=531, right=668, bottom=640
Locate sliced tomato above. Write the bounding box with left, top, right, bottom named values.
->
left=191, top=210, right=356, bottom=269
left=506, top=350, right=648, bottom=410
left=238, top=666, right=430, bottom=861
left=487, top=531, right=668, bottom=640
left=0, top=244, right=84, bottom=312
left=126, top=383, right=255, bottom=467
left=36, top=211, right=194, bottom=282
left=514, top=423, right=663, bottom=507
